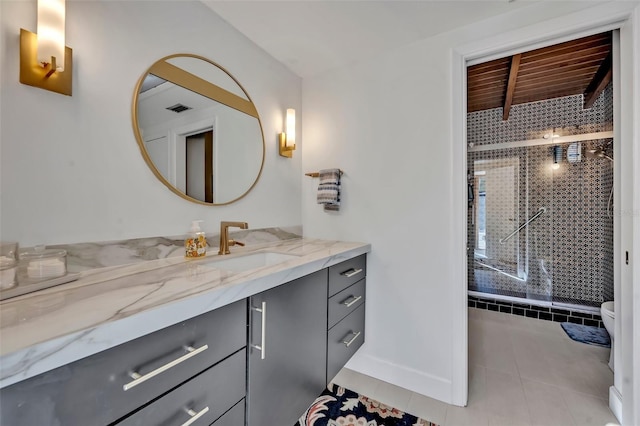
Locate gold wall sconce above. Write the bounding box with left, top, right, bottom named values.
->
left=20, top=0, right=72, bottom=96
left=279, top=108, right=296, bottom=158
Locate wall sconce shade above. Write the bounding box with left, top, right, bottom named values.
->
left=37, top=0, right=66, bottom=72
left=19, top=0, right=72, bottom=96
left=279, top=108, right=296, bottom=158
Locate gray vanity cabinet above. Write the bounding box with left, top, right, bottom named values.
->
left=247, top=269, right=329, bottom=426
left=0, top=253, right=369, bottom=426
left=215, top=399, right=246, bottom=425
left=0, top=299, right=247, bottom=426
left=326, top=254, right=367, bottom=384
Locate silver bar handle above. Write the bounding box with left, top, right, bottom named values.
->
left=341, top=268, right=363, bottom=278
left=342, top=331, right=362, bottom=347
left=499, top=207, right=546, bottom=244
left=251, top=301, right=267, bottom=360
left=181, top=406, right=209, bottom=426
left=342, top=295, right=363, bottom=308
left=123, top=344, right=208, bottom=391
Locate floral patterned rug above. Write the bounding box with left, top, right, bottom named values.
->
left=296, top=383, right=438, bottom=426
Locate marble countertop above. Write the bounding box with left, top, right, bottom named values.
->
left=0, top=238, right=370, bottom=388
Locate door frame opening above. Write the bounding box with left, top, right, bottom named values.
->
left=451, top=5, right=638, bottom=424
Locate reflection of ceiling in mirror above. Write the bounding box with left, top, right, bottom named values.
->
left=140, top=74, right=167, bottom=93
left=138, top=81, right=225, bottom=129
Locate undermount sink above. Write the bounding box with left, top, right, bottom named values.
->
left=202, top=252, right=300, bottom=272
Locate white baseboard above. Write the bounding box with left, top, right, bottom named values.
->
left=345, top=352, right=453, bottom=404
left=609, top=385, right=622, bottom=423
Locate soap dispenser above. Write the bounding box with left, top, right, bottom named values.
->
left=185, top=220, right=207, bottom=258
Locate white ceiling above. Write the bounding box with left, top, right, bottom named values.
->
left=202, top=0, right=531, bottom=78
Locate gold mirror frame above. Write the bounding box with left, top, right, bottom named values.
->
left=132, top=54, right=265, bottom=206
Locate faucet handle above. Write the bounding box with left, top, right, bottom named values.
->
left=229, top=239, right=245, bottom=247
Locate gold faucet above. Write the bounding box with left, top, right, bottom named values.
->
left=218, top=221, right=249, bottom=255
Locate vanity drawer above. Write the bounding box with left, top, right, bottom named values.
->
left=0, top=299, right=246, bottom=426
left=327, top=304, right=365, bottom=384
left=328, top=255, right=366, bottom=297
left=328, top=278, right=366, bottom=329
left=117, top=349, right=245, bottom=426
left=213, top=399, right=245, bottom=426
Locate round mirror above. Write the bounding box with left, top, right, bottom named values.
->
left=132, top=54, right=265, bottom=205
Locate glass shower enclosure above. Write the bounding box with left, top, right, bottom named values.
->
left=467, top=139, right=614, bottom=309
left=469, top=146, right=553, bottom=302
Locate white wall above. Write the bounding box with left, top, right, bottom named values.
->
left=618, top=4, right=640, bottom=423
left=302, top=1, right=639, bottom=407
left=0, top=1, right=302, bottom=246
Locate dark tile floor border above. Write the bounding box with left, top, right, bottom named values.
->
left=469, top=294, right=604, bottom=328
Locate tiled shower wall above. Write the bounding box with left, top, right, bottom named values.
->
left=467, top=84, right=614, bottom=306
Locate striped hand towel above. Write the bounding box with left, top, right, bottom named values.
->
left=317, top=169, right=341, bottom=212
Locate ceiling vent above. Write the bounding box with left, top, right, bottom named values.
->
left=166, top=103, right=192, bottom=113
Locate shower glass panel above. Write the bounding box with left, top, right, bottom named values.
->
left=523, top=145, right=553, bottom=301
left=469, top=148, right=553, bottom=302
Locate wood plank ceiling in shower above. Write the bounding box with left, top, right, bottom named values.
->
left=467, top=31, right=612, bottom=120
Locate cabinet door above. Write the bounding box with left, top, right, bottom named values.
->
left=247, top=269, right=328, bottom=426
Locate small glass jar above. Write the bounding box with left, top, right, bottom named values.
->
left=0, top=242, right=18, bottom=290
left=19, top=245, right=67, bottom=283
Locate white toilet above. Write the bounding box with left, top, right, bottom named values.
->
left=601, top=301, right=615, bottom=371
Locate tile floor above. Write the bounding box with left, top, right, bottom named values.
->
left=331, top=308, right=618, bottom=426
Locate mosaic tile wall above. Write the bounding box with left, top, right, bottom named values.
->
left=467, top=84, right=614, bottom=306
